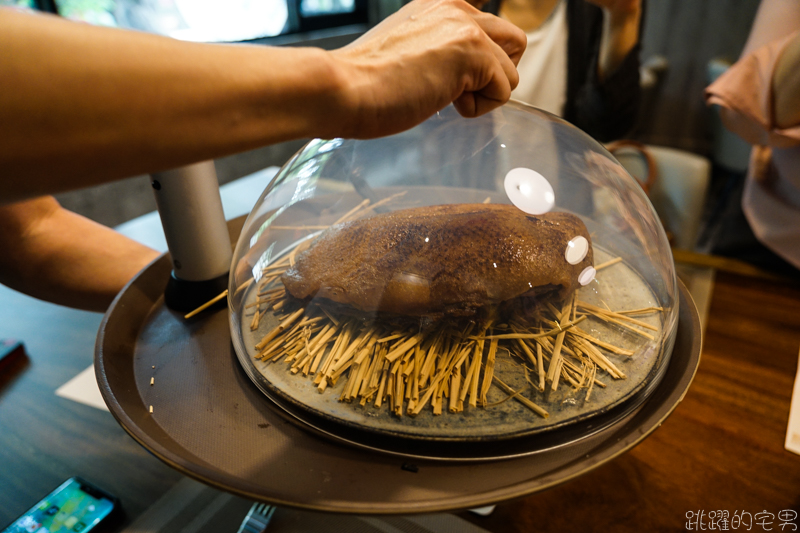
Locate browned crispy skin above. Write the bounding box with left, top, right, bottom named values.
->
left=281, top=204, right=593, bottom=316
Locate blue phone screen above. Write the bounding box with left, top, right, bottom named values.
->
left=2, top=478, right=114, bottom=533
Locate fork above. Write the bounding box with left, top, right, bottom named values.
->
left=237, top=502, right=275, bottom=533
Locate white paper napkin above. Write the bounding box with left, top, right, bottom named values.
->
left=55, top=364, right=109, bottom=411
left=785, top=346, right=800, bottom=455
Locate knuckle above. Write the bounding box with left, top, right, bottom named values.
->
left=457, top=23, right=485, bottom=45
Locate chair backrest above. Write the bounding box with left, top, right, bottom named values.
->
left=612, top=145, right=711, bottom=250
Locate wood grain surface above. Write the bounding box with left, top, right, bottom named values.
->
left=0, top=286, right=183, bottom=528
left=460, top=271, right=800, bottom=531
left=1, top=271, right=798, bottom=531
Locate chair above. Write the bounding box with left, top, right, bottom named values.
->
left=609, top=143, right=711, bottom=251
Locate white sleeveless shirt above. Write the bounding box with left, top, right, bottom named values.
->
left=509, top=0, right=569, bottom=116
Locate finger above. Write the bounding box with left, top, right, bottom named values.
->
left=453, top=47, right=514, bottom=117
left=455, top=16, right=521, bottom=117
left=453, top=92, right=493, bottom=118
left=452, top=82, right=508, bottom=118
left=472, top=11, right=527, bottom=66
left=442, top=0, right=526, bottom=64
left=488, top=31, right=521, bottom=91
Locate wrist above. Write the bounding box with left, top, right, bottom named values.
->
left=327, top=44, right=408, bottom=140
left=315, top=48, right=370, bottom=139
left=246, top=46, right=352, bottom=142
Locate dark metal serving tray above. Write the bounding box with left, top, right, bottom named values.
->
left=95, top=223, right=701, bottom=514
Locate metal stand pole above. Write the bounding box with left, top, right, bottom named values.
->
left=151, top=161, right=231, bottom=312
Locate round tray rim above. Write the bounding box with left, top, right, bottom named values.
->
left=95, top=236, right=701, bottom=515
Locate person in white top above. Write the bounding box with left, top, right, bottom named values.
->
left=507, top=0, right=569, bottom=116
left=477, top=0, right=643, bottom=142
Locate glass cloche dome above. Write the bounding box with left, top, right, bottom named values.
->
left=228, top=101, right=678, bottom=448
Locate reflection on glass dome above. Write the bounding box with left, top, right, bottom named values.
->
left=229, top=102, right=678, bottom=442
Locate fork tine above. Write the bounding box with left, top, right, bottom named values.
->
left=237, top=502, right=275, bottom=533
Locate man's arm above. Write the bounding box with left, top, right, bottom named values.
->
left=0, top=196, right=160, bottom=312
left=0, top=2, right=524, bottom=203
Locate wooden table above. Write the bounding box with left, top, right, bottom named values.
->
left=1, top=270, right=798, bottom=531
left=461, top=271, right=800, bottom=532
left=0, top=285, right=184, bottom=526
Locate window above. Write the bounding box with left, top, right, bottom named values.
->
left=0, top=0, right=37, bottom=8
left=49, top=0, right=369, bottom=42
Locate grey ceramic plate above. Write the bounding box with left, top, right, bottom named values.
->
left=235, top=199, right=675, bottom=443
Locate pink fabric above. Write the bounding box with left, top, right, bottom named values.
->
left=705, top=22, right=800, bottom=269
left=706, top=31, right=800, bottom=148
left=741, top=0, right=800, bottom=54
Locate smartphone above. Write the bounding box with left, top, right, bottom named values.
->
left=2, top=477, right=120, bottom=533
left=0, top=339, right=26, bottom=372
